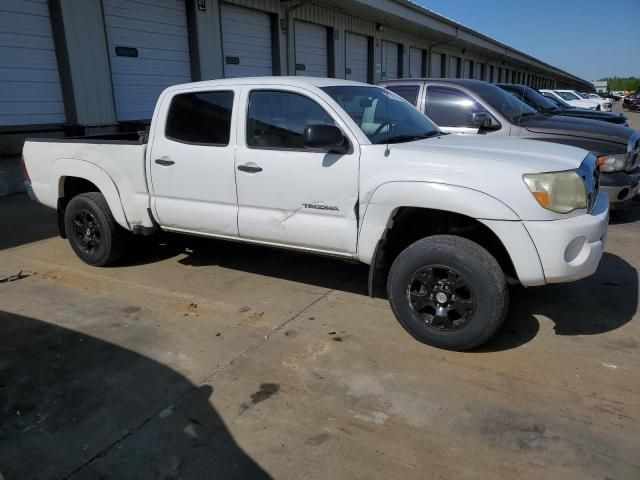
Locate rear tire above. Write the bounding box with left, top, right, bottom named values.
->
left=64, top=192, right=127, bottom=266
left=387, top=235, right=508, bottom=351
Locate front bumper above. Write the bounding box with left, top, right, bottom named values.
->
left=523, top=191, right=609, bottom=284
left=599, top=167, right=640, bottom=209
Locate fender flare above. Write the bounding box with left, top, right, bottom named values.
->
left=358, top=182, right=522, bottom=297
left=51, top=158, right=130, bottom=230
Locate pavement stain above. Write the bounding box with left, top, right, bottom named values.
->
left=304, top=432, right=330, bottom=446
left=246, top=311, right=265, bottom=322
left=238, top=383, right=281, bottom=414
left=0, top=271, right=31, bottom=284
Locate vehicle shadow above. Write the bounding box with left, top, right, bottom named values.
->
left=609, top=196, right=640, bottom=224
left=480, top=252, right=638, bottom=352
left=125, top=234, right=638, bottom=352
left=0, top=311, right=270, bottom=480
left=0, top=194, right=58, bottom=251
left=122, top=232, right=370, bottom=295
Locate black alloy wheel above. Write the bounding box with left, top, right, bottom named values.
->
left=72, top=209, right=102, bottom=254
left=408, top=265, right=475, bottom=331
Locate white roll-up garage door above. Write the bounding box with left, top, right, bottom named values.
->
left=294, top=21, right=328, bottom=77
left=430, top=53, right=442, bottom=78
left=381, top=40, right=399, bottom=80
left=345, top=32, right=368, bottom=83
left=463, top=60, right=472, bottom=79
left=221, top=4, right=273, bottom=78
left=409, top=47, right=423, bottom=78
left=103, top=0, right=191, bottom=121
left=0, top=0, right=65, bottom=126
left=449, top=56, right=460, bottom=78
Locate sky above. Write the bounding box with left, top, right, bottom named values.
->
left=414, top=0, right=640, bottom=81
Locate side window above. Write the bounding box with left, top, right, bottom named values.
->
left=165, top=91, right=234, bottom=145
left=425, top=86, right=489, bottom=127
left=385, top=85, right=420, bottom=106
left=247, top=90, right=334, bottom=149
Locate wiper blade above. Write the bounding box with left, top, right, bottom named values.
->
left=514, top=112, right=537, bottom=121
left=374, top=132, right=440, bottom=144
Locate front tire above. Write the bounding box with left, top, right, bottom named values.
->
left=387, top=235, right=508, bottom=351
left=64, top=192, right=126, bottom=266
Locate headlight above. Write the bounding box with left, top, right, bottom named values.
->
left=523, top=171, right=587, bottom=213
left=597, top=154, right=627, bottom=172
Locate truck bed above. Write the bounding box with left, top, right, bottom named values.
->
left=22, top=133, right=153, bottom=231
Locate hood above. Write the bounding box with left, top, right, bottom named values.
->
left=391, top=134, right=588, bottom=172
left=520, top=114, right=632, bottom=145
left=559, top=109, right=627, bottom=124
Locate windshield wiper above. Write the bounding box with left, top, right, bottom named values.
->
left=374, top=132, right=440, bottom=144
left=514, top=112, right=537, bottom=122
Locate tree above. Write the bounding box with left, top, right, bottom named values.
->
left=598, top=77, right=640, bottom=92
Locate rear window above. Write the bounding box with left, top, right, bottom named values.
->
left=385, top=85, right=420, bottom=106
left=165, top=91, right=234, bottom=145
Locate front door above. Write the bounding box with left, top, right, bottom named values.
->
left=234, top=87, right=360, bottom=254
left=424, top=85, right=502, bottom=135
left=149, top=87, right=239, bottom=235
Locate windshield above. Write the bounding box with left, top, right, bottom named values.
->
left=473, top=83, right=538, bottom=122
left=321, top=86, right=441, bottom=144
left=524, top=87, right=561, bottom=113
left=541, top=91, right=573, bottom=108
left=500, top=85, right=560, bottom=114
left=557, top=91, right=581, bottom=101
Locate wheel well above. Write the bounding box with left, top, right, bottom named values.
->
left=368, top=207, right=518, bottom=298
left=57, top=177, right=100, bottom=238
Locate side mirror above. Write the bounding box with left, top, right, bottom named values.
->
left=470, top=111, right=492, bottom=128
left=303, top=124, right=347, bottom=152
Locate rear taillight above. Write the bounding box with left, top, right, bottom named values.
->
left=20, top=155, right=30, bottom=182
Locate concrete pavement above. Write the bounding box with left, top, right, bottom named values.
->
left=1, top=194, right=639, bottom=479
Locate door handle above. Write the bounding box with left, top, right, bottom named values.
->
left=155, top=158, right=175, bottom=166
left=237, top=163, right=263, bottom=173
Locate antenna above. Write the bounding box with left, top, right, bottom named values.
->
left=384, top=89, right=390, bottom=157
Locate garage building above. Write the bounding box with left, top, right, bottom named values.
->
left=0, top=0, right=591, bottom=194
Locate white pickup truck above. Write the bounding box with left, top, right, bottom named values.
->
left=22, top=77, right=608, bottom=350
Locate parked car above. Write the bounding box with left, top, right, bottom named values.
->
left=496, top=84, right=628, bottom=126
left=22, top=77, right=608, bottom=351
left=612, top=91, right=625, bottom=100
left=381, top=78, right=640, bottom=209
left=541, top=89, right=600, bottom=110
left=586, top=93, right=614, bottom=111
left=623, top=91, right=640, bottom=110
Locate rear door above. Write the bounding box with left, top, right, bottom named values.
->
left=149, top=87, right=239, bottom=235
left=233, top=86, right=360, bottom=254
